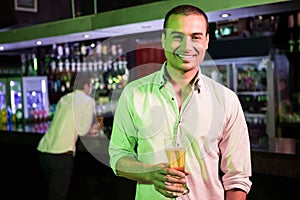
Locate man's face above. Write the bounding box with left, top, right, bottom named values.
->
left=84, top=80, right=93, bottom=96
left=162, top=14, right=209, bottom=72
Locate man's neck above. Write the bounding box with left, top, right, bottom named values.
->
left=165, top=65, right=198, bottom=110
left=165, top=64, right=198, bottom=89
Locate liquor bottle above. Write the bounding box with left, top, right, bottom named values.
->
left=82, top=60, right=87, bottom=72
left=80, top=43, right=87, bottom=62
left=102, top=43, right=108, bottom=72
left=60, top=73, right=67, bottom=93
left=288, top=14, right=294, bottom=29
left=15, top=104, right=23, bottom=125
left=64, top=59, right=71, bottom=91
left=288, top=14, right=295, bottom=53
left=245, top=66, right=254, bottom=91
left=20, top=54, right=26, bottom=75
left=88, top=61, right=93, bottom=72
left=96, top=42, right=103, bottom=72
left=288, top=33, right=295, bottom=53
left=111, top=44, right=117, bottom=72
left=71, top=58, right=76, bottom=73
left=6, top=105, right=12, bottom=124
left=49, top=60, right=57, bottom=92
left=94, top=61, right=98, bottom=73
left=64, top=43, right=70, bottom=59
left=27, top=54, right=34, bottom=76
left=57, top=45, right=64, bottom=60
left=1, top=106, right=7, bottom=124
left=258, top=68, right=267, bottom=91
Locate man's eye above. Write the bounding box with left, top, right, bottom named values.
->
left=192, top=35, right=202, bottom=40
left=172, top=35, right=183, bottom=41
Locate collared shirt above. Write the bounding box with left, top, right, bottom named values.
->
left=37, top=90, right=95, bottom=155
left=109, top=63, right=252, bottom=200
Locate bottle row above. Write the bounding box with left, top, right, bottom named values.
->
left=246, top=116, right=268, bottom=149
left=18, top=41, right=130, bottom=97
left=45, top=41, right=127, bottom=65
left=239, top=94, right=268, bottom=114
left=0, top=105, right=23, bottom=126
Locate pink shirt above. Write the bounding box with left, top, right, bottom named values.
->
left=109, top=63, right=252, bottom=200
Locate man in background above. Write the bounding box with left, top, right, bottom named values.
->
left=37, top=72, right=99, bottom=200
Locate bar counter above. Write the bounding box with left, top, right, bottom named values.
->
left=1, top=122, right=300, bottom=177
left=0, top=122, right=300, bottom=200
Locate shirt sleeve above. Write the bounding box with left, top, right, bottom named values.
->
left=109, top=86, right=138, bottom=175
left=219, top=93, right=252, bottom=193
left=73, top=95, right=95, bottom=136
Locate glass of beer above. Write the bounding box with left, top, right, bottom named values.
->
left=164, top=136, right=189, bottom=196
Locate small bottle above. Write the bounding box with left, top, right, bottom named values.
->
left=15, top=104, right=23, bottom=125
left=288, top=33, right=295, bottom=53
left=1, top=106, right=7, bottom=124
left=288, top=14, right=295, bottom=53
left=6, top=106, right=12, bottom=124
left=288, top=14, right=294, bottom=29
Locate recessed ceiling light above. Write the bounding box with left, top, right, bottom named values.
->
left=220, top=13, right=231, bottom=18
left=83, top=34, right=90, bottom=39
left=36, top=40, right=42, bottom=45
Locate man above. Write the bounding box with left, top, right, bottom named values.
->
left=109, top=4, right=252, bottom=200
left=37, top=72, right=99, bottom=200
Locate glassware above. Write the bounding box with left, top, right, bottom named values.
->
left=164, top=136, right=189, bottom=196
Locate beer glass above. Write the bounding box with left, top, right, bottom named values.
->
left=164, top=136, right=189, bottom=196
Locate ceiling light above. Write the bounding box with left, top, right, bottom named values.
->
left=220, top=13, right=231, bottom=18
left=36, top=40, right=42, bottom=45
left=83, top=34, right=90, bottom=39
left=0, top=46, right=4, bottom=51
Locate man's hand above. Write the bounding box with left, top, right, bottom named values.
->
left=150, top=163, right=190, bottom=198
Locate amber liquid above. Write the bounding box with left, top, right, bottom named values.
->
left=165, top=147, right=189, bottom=196
left=166, top=147, right=186, bottom=170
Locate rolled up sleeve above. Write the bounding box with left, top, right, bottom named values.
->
left=220, top=94, right=252, bottom=193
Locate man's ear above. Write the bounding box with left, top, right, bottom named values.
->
left=161, top=33, right=166, bottom=49
left=83, top=83, right=88, bottom=92
left=205, top=33, right=209, bottom=50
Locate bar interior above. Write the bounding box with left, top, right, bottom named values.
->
left=0, top=0, right=299, bottom=199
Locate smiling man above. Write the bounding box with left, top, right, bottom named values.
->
left=109, top=4, right=252, bottom=200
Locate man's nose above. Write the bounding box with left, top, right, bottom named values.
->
left=182, top=36, right=192, bottom=50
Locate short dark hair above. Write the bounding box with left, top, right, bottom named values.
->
left=163, top=4, right=209, bottom=35
left=73, top=72, right=93, bottom=90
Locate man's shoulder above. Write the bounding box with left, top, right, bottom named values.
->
left=126, top=71, right=160, bottom=88
left=201, top=74, right=237, bottom=98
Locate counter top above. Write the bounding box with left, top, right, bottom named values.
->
left=1, top=123, right=300, bottom=178
left=251, top=137, right=300, bottom=178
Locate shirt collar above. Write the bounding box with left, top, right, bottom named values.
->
left=158, top=62, right=168, bottom=89
left=158, top=61, right=202, bottom=94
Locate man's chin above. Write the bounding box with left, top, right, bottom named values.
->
left=181, top=62, right=197, bottom=70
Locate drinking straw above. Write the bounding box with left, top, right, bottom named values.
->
left=176, top=129, right=181, bottom=147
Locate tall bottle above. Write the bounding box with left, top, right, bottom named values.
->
left=288, top=14, right=295, bottom=53
left=245, top=66, right=254, bottom=91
